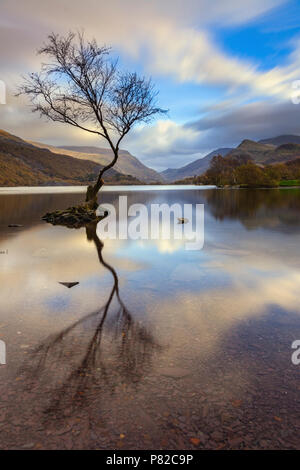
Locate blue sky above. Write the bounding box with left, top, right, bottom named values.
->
left=1, top=0, right=300, bottom=170
left=216, top=2, right=300, bottom=68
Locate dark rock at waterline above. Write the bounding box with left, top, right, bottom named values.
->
left=177, top=218, right=189, bottom=224
left=41, top=205, right=108, bottom=229
left=59, top=282, right=79, bottom=289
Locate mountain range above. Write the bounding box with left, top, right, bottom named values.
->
left=0, top=130, right=142, bottom=186
left=161, top=135, right=300, bottom=181
left=161, top=148, right=232, bottom=181
left=227, top=139, right=300, bottom=165
left=1, top=128, right=300, bottom=186
left=259, top=135, right=300, bottom=146
left=0, top=130, right=162, bottom=186
left=28, top=142, right=163, bottom=183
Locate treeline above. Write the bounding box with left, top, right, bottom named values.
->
left=180, top=155, right=300, bottom=187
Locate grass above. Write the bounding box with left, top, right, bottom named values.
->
left=279, top=180, right=300, bottom=187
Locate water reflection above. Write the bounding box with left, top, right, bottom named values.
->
left=21, top=220, right=161, bottom=418
left=204, top=188, right=300, bottom=232
left=1, top=187, right=300, bottom=449
left=2, top=187, right=300, bottom=238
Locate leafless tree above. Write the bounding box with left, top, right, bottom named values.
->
left=18, top=32, right=166, bottom=206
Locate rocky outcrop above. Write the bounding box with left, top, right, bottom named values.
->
left=42, top=205, right=108, bottom=228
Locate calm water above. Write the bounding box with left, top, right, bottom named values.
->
left=0, top=186, right=300, bottom=449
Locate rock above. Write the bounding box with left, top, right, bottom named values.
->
left=159, top=367, right=191, bottom=379
left=59, top=282, right=79, bottom=289
left=8, top=224, right=22, bottom=228
left=228, top=437, right=244, bottom=447
left=42, top=204, right=102, bottom=228
left=196, top=431, right=207, bottom=442
left=21, top=442, right=35, bottom=449
left=211, top=431, right=223, bottom=441
left=97, top=207, right=109, bottom=217
left=190, top=437, right=201, bottom=446
left=177, top=218, right=189, bottom=224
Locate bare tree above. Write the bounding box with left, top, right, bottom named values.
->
left=19, top=32, right=166, bottom=208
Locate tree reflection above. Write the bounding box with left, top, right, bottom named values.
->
left=21, top=220, right=162, bottom=417
left=204, top=188, right=300, bottom=231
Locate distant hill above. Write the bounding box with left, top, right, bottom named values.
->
left=0, top=130, right=141, bottom=187
left=265, top=143, right=300, bottom=164
left=4, top=128, right=300, bottom=187
left=228, top=139, right=275, bottom=164
left=259, top=135, right=300, bottom=146
left=227, top=139, right=300, bottom=165
left=167, top=135, right=300, bottom=184
left=27, top=141, right=163, bottom=183
left=161, top=148, right=232, bottom=182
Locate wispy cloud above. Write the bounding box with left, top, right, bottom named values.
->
left=0, top=0, right=298, bottom=170
left=126, top=99, right=300, bottom=170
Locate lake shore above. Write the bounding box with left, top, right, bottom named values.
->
left=0, top=184, right=216, bottom=194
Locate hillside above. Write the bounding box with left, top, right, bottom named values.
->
left=227, top=139, right=300, bottom=165
left=161, top=148, right=232, bottom=182
left=0, top=130, right=141, bottom=186
left=27, top=141, right=163, bottom=183
left=228, top=139, right=275, bottom=164
left=259, top=135, right=300, bottom=146
left=164, top=135, right=300, bottom=184
left=265, top=143, right=300, bottom=164
left=4, top=129, right=300, bottom=187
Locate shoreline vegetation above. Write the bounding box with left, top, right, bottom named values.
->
left=173, top=154, right=300, bottom=189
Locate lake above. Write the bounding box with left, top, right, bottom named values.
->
left=0, top=185, right=300, bottom=449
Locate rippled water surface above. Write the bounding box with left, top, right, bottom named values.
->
left=0, top=186, right=300, bottom=449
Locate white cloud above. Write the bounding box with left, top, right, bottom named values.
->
left=124, top=120, right=206, bottom=169
left=145, top=19, right=300, bottom=102
left=125, top=99, right=300, bottom=169
left=128, top=120, right=201, bottom=156
left=0, top=0, right=297, bottom=170
left=0, top=0, right=289, bottom=95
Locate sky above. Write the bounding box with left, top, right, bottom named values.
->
left=1, top=0, right=300, bottom=171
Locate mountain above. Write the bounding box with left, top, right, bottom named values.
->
left=4, top=128, right=300, bottom=187
left=27, top=142, right=163, bottom=183
left=0, top=130, right=141, bottom=186
left=265, top=143, right=300, bottom=164
left=227, top=139, right=300, bottom=165
left=259, top=135, right=300, bottom=146
left=227, top=139, right=275, bottom=164
left=163, top=135, right=300, bottom=183
left=161, top=148, right=232, bottom=182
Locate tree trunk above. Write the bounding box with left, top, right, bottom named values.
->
left=85, top=176, right=104, bottom=210
left=85, top=149, right=118, bottom=208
